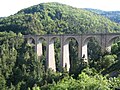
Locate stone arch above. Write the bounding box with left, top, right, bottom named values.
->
left=37, top=37, right=46, bottom=51
left=106, top=36, right=120, bottom=52
left=38, top=36, right=46, bottom=42
left=82, top=35, right=100, bottom=45
left=82, top=36, right=95, bottom=59
left=61, top=36, right=79, bottom=71
left=49, top=36, right=59, bottom=43
left=107, top=36, right=120, bottom=45
left=47, top=36, right=60, bottom=71
left=36, top=36, right=46, bottom=60
left=27, top=36, right=35, bottom=45
left=64, top=36, right=79, bottom=44
left=82, top=35, right=101, bottom=60
left=83, top=36, right=94, bottom=45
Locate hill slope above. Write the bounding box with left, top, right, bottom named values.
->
left=0, top=2, right=120, bottom=34
left=85, top=8, right=120, bottom=23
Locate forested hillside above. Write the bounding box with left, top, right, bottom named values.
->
left=0, top=2, right=120, bottom=90
left=85, top=8, right=120, bottom=23
left=0, top=2, right=120, bottom=34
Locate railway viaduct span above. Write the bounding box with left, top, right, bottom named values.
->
left=24, top=33, right=120, bottom=71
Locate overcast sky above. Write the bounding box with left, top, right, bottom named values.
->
left=0, top=0, right=120, bottom=17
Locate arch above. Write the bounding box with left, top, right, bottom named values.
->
left=36, top=37, right=46, bottom=60
left=83, top=36, right=94, bottom=45
left=107, top=36, right=120, bottom=45
left=47, top=36, right=60, bottom=72
left=50, top=37, right=61, bottom=71
left=61, top=36, right=79, bottom=72
left=27, top=36, right=35, bottom=45
left=82, top=36, right=95, bottom=60
left=106, top=35, right=120, bottom=52
left=49, top=36, right=59, bottom=44
left=37, top=37, right=46, bottom=45
left=64, top=36, right=79, bottom=44
left=82, top=35, right=101, bottom=60
left=82, top=35, right=100, bottom=45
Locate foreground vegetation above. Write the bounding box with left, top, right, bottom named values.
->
left=0, top=31, right=120, bottom=90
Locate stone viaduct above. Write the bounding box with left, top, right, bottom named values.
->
left=24, top=33, right=120, bottom=72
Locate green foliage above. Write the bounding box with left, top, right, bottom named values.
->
left=85, top=8, right=120, bottom=23
left=101, top=41, right=120, bottom=76
left=38, top=70, right=120, bottom=90
left=0, top=26, right=120, bottom=90
left=109, top=76, right=120, bottom=89
left=0, top=32, right=45, bottom=89
left=112, top=41, right=120, bottom=57
left=41, top=72, right=117, bottom=90
left=0, top=3, right=120, bottom=34
left=102, top=55, right=117, bottom=69
left=0, top=74, right=6, bottom=90
left=32, top=84, right=41, bottom=90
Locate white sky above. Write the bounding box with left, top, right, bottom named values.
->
left=0, top=0, right=120, bottom=17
